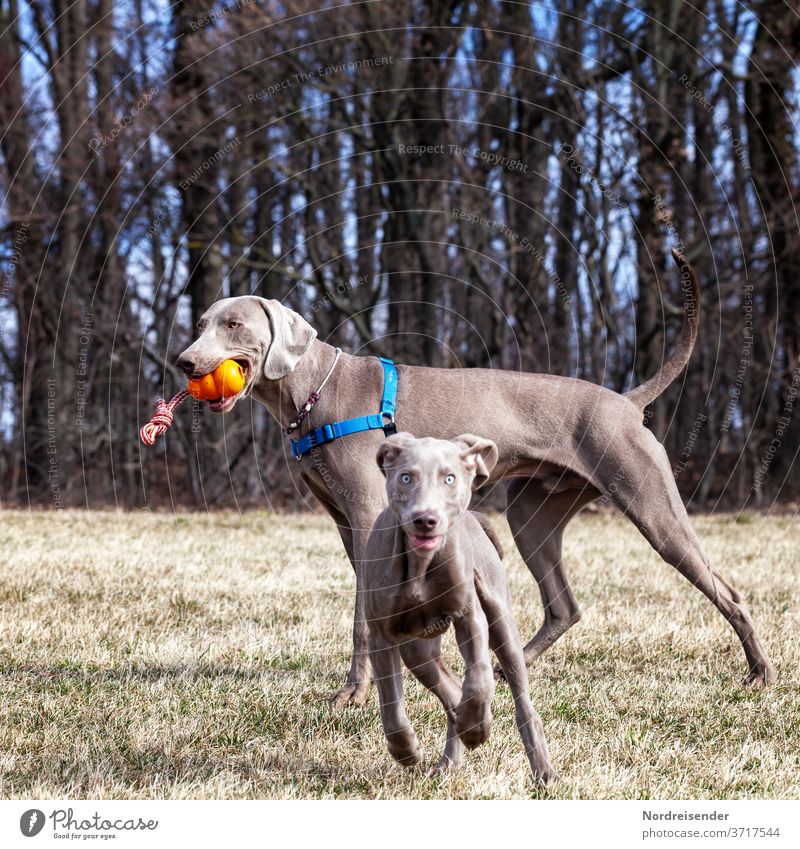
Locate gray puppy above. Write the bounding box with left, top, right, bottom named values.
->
left=364, top=432, right=556, bottom=784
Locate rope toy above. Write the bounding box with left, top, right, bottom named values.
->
left=139, top=390, right=189, bottom=445
left=140, top=359, right=246, bottom=446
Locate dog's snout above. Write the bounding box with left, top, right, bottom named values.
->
left=176, top=354, right=196, bottom=376
left=412, top=511, right=440, bottom=532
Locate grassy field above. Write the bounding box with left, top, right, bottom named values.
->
left=0, top=508, right=797, bottom=800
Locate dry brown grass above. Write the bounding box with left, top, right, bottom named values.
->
left=0, top=508, right=797, bottom=799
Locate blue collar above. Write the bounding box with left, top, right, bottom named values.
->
left=290, top=357, right=397, bottom=460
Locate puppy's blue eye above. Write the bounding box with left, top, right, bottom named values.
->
left=400, top=473, right=411, bottom=484
left=444, top=474, right=456, bottom=485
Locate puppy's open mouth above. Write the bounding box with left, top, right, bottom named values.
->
left=408, top=534, right=442, bottom=552
left=205, top=357, right=252, bottom=413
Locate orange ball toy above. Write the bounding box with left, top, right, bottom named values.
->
left=187, top=359, right=246, bottom=401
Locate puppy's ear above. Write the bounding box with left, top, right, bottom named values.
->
left=453, top=434, right=499, bottom=489
left=257, top=298, right=317, bottom=380
left=376, top=432, right=416, bottom=476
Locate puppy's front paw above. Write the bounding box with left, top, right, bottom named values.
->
left=428, top=752, right=463, bottom=775
left=532, top=764, right=558, bottom=786
left=455, top=710, right=492, bottom=749
left=387, top=731, right=421, bottom=766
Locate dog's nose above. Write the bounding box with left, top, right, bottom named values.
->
left=412, top=511, right=440, bottom=532
left=176, top=355, right=196, bottom=376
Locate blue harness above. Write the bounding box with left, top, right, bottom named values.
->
left=290, top=357, right=398, bottom=460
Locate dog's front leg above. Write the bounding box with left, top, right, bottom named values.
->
left=334, top=572, right=373, bottom=708
left=369, top=633, right=420, bottom=766
left=329, top=515, right=380, bottom=709
left=452, top=601, right=495, bottom=749
left=481, top=585, right=557, bottom=785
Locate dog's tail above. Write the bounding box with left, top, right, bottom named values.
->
left=625, top=248, right=701, bottom=410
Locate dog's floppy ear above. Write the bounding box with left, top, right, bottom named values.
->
left=376, top=432, right=416, bottom=476
left=257, top=298, right=317, bottom=380
left=453, top=434, right=498, bottom=489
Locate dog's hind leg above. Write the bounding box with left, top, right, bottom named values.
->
left=606, top=428, right=776, bottom=686
left=506, top=479, right=598, bottom=667
left=399, top=636, right=465, bottom=772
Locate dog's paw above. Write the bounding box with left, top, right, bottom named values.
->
left=426, top=763, right=448, bottom=777
left=329, top=679, right=371, bottom=710
left=743, top=665, right=777, bottom=688
left=532, top=765, right=559, bottom=787
left=456, top=714, right=492, bottom=749
left=428, top=753, right=463, bottom=776
left=387, top=736, right=421, bottom=767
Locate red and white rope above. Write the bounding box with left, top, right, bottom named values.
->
left=140, top=390, right=190, bottom=445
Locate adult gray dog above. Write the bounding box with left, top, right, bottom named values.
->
left=365, top=431, right=556, bottom=784
left=177, top=250, right=775, bottom=708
